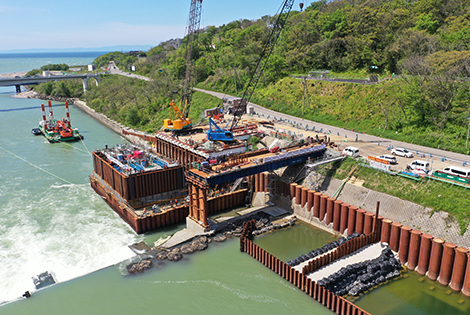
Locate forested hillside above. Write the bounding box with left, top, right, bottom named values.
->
left=35, top=0, right=470, bottom=153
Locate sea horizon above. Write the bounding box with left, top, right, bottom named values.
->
left=0, top=45, right=153, bottom=55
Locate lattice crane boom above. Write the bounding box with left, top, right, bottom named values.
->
left=182, top=0, right=203, bottom=118
left=229, top=0, right=295, bottom=131
left=164, top=0, right=202, bottom=132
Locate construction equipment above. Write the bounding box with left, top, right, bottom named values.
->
left=204, top=106, right=224, bottom=123
left=207, top=0, right=295, bottom=142
left=207, top=117, right=234, bottom=141
left=164, top=0, right=202, bottom=133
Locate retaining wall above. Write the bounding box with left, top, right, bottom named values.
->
left=257, top=174, right=470, bottom=297
left=241, top=237, right=371, bottom=315
left=91, top=173, right=247, bottom=234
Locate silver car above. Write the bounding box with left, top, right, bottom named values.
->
left=377, top=154, right=397, bottom=164
left=391, top=147, right=413, bottom=158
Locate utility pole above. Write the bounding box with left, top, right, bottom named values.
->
left=306, top=78, right=310, bottom=109
left=302, top=78, right=306, bottom=117
left=232, top=64, right=237, bottom=95
left=466, top=117, right=470, bottom=150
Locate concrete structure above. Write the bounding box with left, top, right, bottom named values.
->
left=0, top=73, right=100, bottom=93
left=164, top=38, right=182, bottom=49
left=222, top=96, right=246, bottom=114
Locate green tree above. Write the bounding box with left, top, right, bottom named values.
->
left=126, top=108, right=140, bottom=126
left=414, top=13, right=440, bottom=34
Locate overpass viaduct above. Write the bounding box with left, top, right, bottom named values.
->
left=0, top=73, right=100, bottom=93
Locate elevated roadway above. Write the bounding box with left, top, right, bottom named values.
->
left=0, top=73, right=100, bottom=93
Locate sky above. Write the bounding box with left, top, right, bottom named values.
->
left=0, top=0, right=309, bottom=52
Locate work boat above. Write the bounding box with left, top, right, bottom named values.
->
left=36, top=101, right=83, bottom=143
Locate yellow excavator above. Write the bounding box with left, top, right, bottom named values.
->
left=164, top=0, right=202, bottom=133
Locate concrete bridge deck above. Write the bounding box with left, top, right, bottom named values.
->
left=0, top=73, right=100, bottom=92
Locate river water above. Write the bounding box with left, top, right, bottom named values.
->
left=0, top=53, right=333, bottom=314
left=2, top=52, right=470, bottom=315
left=0, top=52, right=142, bottom=303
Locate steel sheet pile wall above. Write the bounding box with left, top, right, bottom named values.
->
left=90, top=173, right=189, bottom=234
left=92, top=152, right=185, bottom=202
left=90, top=174, right=137, bottom=228
left=92, top=171, right=247, bottom=234
left=262, top=174, right=470, bottom=297
left=207, top=189, right=247, bottom=215
left=122, top=129, right=204, bottom=167
left=135, top=206, right=190, bottom=234
left=130, top=167, right=185, bottom=200
left=241, top=237, right=371, bottom=315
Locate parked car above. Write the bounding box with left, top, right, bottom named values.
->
left=342, top=146, right=360, bottom=157
left=440, top=166, right=470, bottom=178
left=406, top=160, right=430, bottom=173
left=391, top=147, right=413, bottom=158
left=376, top=155, right=397, bottom=164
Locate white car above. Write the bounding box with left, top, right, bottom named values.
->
left=391, top=147, right=413, bottom=158
left=407, top=160, right=430, bottom=173
left=377, top=155, right=397, bottom=164
left=342, top=146, right=359, bottom=157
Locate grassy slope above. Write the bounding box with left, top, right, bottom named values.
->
left=333, top=158, right=470, bottom=234
left=248, top=77, right=466, bottom=153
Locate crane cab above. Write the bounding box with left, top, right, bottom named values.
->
left=164, top=100, right=193, bottom=131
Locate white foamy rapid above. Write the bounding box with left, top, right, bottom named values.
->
left=0, top=184, right=140, bottom=303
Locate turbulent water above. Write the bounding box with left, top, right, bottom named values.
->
left=0, top=52, right=141, bottom=302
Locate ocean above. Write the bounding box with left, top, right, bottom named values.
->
left=0, top=52, right=108, bottom=75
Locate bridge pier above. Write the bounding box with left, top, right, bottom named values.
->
left=82, top=78, right=88, bottom=93
left=82, top=75, right=100, bottom=93
left=15, top=85, right=21, bottom=93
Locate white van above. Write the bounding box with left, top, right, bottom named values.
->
left=406, top=160, right=430, bottom=173
left=441, top=166, right=470, bottom=178
left=342, top=146, right=360, bottom=157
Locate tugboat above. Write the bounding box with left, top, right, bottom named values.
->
left=36, top=101, right=83, bottom=143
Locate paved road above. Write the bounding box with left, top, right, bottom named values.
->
left=194, top=88, right=470, bottom=171
left=108, top=61, right=152, bottom=81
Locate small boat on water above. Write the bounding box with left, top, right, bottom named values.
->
left=37, top=101, right=83, bottom=143
left=32, top=271, right=56, bottom=289
left=31, top=128, right=42, bottom=135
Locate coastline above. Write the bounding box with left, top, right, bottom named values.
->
left=0, top=71, right=28, bottom=78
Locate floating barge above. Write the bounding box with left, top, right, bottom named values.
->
left=37, top=101, right=83, bottom=143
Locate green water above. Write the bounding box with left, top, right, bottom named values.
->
left=1, top=237, right=333, bottom=315
left=255, top=221, right=338, bottom=262
left=354, top=269, right=470, bottom=315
